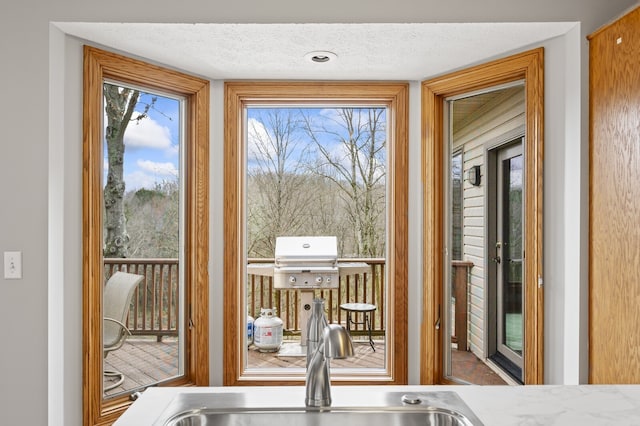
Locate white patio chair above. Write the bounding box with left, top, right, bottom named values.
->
left=103, top=271, right=144, bottom=392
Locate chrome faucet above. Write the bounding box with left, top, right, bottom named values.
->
left=305, top=323, right=354, bottom=407
left=306, top=298, right=329, bottom=368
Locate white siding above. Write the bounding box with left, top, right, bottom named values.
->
left=452, top=87, right=525, bottom=360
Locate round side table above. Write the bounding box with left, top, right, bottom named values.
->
left=339, top=302, right=377, bottom=351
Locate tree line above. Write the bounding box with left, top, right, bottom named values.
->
left=103, top=83, right=387, bottom=259
left=246, top=107, right=387, bottom=258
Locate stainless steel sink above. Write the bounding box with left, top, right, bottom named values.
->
left=153, top=392, right=484, bottom=426
left=164, top=407, right=474, bottom=426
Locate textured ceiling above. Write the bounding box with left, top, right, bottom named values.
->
left=56, top=22, right=575, bottom=81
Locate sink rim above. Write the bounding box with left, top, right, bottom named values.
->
left=152, top=391, right=484, bottom=426
left=165, top=404, right=471, bottom=416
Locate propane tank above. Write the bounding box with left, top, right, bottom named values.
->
left=247, top=315, right=254, bottom=346
left=253, top=308, right=283, bottom=352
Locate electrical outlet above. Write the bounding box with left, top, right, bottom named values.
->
left=4, top=251, right=22, bottom=279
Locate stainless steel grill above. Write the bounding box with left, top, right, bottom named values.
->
left=273, top=236, right=339, bottom=290
left=247, top=235, right=371, bottom=355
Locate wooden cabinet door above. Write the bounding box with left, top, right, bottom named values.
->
left=589, top=6, right=640, bottom=383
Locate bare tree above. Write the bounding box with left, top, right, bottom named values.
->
left=103, top=84, right=139, bottom=257
left=301, top=108, right=386, bottom=257
left=246, top=109, right=318, bottom=257
left=245, top=107, right=387, bottom=258
left=125, top=181, right=180, bottom=258
left=103, top=83, right=156, bottom=258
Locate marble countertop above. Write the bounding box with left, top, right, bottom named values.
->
left=115, top=384, right=640, bottom=426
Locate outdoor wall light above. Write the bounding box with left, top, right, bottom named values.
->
left=468, top=165, right=481, bottom=186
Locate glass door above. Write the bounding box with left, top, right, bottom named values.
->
left=443, top=84, right=526, bottom=385
left=493, top=141, right=524, bottom=380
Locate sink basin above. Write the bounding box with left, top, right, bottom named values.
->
left=153, top=392, right=484, bottom=426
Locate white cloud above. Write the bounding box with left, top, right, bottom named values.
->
left=136, top=159, right=178, bottom=177
left=125, top=161, right=178, bottom=191
left=124, top=113, right=172, bottom=150
left=322, top=137, right=386, bottom=184
left=247, top=117, right=273, bottom=162
left=316, top=108, right=348, bottom=132
left=125, top=171, right=157, bottom=191
left=165, top=144, right=180, bottom=157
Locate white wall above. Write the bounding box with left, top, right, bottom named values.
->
left=0, top=1, right=637, bottom=425
left=209, top=80, right=226, bottom=387
left=540, top=37, right=565, bottom=386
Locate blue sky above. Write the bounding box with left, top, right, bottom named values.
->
left=106, top=98, right=388, bottom=191
left=104, top=90, right=181, bottom=191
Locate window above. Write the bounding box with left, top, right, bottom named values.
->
left=224, top=82, right=408, bottom=385
left=83, top=46, right=209, bottom=425
left=451, top=149, right=463, bottom=261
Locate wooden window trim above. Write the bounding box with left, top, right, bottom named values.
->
left=420, top=48, right=544, bottom=385
left=223, top=81, right=409, bottom=386
left=83, top=46, right=210, bottom=426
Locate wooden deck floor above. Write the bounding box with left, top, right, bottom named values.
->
left=104, top=336, right=504, bottom=397
left=247, top=337, right=385, bottom=369
left=104, top=337, right=180, bottom=397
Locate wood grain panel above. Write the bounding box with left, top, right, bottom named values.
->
left=223, top=82, right=409, bottom=386
left=588, top=6, right=640, bottom=384
left=421, top=48, right=544, bottom=385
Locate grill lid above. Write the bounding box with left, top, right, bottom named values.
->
left=247, top=235, right=371, bottom=282
left=274, top=236, right=338, bottom=267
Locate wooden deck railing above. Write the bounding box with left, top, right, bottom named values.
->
left=247, top=258, right=386, bottom=336
left=104, top=258, right=179, bottom=341
left=451, top=260, right=473, bottom=351
left=104, top=257, right=387, bottom=340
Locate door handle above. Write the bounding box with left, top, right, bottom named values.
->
left=493, top=242, right=502, bottom=264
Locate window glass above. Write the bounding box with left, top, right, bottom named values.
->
left=102, top=83, right=185, bottom=398
left=245, top=106, right=387, bottom=371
